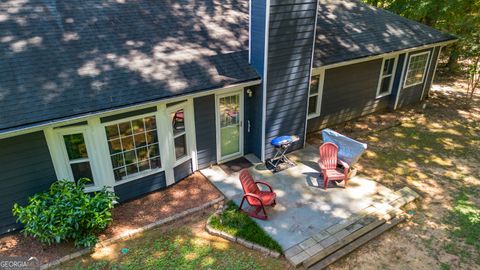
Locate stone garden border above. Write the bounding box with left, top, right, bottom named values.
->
left=205, top=207, right=282, bottom=258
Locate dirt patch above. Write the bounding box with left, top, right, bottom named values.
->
left=0, top=172, right=222, bottom=265
left=307, top=76, right=480, bottom=270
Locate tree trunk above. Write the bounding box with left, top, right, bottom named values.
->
left=447, top=50, right=460, bottom=73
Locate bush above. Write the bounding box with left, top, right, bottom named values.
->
left=12, top=178, right=117, bottom=247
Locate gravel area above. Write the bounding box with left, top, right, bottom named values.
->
left=0, top=172, right=222, bottom=264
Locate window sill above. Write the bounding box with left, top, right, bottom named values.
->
left=84, top=186, right=103, bottom=193
left=174, top=155, right=191, bottom=167
left=307, top=113, right=320, bottom=120
left=376, top=92, right=391, bottom=99
left=114, top=168, right=165, bottom=186
left=403, top=81, right=424, bottom=89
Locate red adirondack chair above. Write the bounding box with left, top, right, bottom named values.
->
left=238, top=169, right=276, bottom=220
left=318, top=142, right=350, bottom=190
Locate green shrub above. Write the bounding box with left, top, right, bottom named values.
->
left=12, top=178, right=117, bottom=247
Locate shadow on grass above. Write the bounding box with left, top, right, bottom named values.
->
left=59, top=211, right=288, bottom=270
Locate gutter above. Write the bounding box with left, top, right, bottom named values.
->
left=0, top=79, right=262, bottom=139
left=314, top=39, right=458, bottom=71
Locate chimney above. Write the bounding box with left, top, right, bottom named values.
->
left=249, top=0, right=319, bottom=160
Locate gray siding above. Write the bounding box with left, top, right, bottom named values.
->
left=174, top=159, right=193, bottom=183
left=421, top=46, right=441, bottom=100
left=264, top=0, right=319, bottom=158
left=244, top=85, right=263, bottom=158
left=397, top=48, right=434, bottom=108
left=193, top=95, right=217, bottom=169
left=0, top=132, right=57, bottom=234
left=307, top=59, right=388, bottom=132
left=114, top=171, right=166, bottom=202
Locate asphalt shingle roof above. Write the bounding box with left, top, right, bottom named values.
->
left=0, top=0, right=456, bottom=132
left=0, top=0, right=257, bottom=132
left=314, top=0, right=456, bottom=67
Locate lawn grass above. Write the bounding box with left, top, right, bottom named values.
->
left=55, top=211, right=289, bottom=270
left=209, top=201, right=283, bottom=253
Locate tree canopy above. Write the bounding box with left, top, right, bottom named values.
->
left=362, top=0, right=480, bottom=96
left=362, top=0, right=479, bottom=66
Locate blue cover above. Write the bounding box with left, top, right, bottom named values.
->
left=271, top=136, right=296, bottom=147
left=321, top=129, right=367, bottom=166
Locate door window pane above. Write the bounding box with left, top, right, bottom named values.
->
left=105, top=116, right=162, bottom=181
left=221, top=125, right=240, bottom=157
left=219, top=95, right=240, bottom=158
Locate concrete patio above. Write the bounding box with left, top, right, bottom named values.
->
left=201, top=145, right=419, bottom=268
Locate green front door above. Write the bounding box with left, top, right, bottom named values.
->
left=217, top=92, right=242, bottom=161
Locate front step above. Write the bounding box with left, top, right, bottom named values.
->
left=309, top=215, right=405, bottom=270
left=284, top=187, right=419, bottom=268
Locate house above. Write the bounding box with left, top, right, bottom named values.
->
left=0, top=0, right=455, bottom=234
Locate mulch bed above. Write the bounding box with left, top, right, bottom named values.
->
left=0, top=172, right=222, bottom=265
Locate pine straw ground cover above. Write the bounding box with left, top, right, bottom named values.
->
left=0, top=172, right=222, bottom=265
left=308, top=75, right=480, bottom=269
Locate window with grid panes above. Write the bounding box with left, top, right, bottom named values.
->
left=105, top=116, right=161, bottom=181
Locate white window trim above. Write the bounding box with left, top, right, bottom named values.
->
left=307, top=69, right=325, bottom=119
left=44, top=125, right=105, bottom=193
left=403, top=51, right=431, bottom=88
left=376, top=56, right=399, bottom=98
left=101, top=111, right=166, bottom=186
left=165, top=101, right=195, bottom=167
left=42, top=97, right=195, bottom=191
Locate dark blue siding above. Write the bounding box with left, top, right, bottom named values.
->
left=244, top=85, right=263, bottom=158
left=307, top=59, right=388, bottom=131
left=421, top=46, right=441, bottom=100
left=194, top=95, right=217, bottom=169
left=0, top=132, right=57, bottom=234
left=174, top=159, right=193, bottom=183
left=250, top=0, right=267, bottom=74
left=389, top=53, right=407, bottom=109
left=114, top=171, right=167, bottom=202
left=264, top=0, right=319, bottom=158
